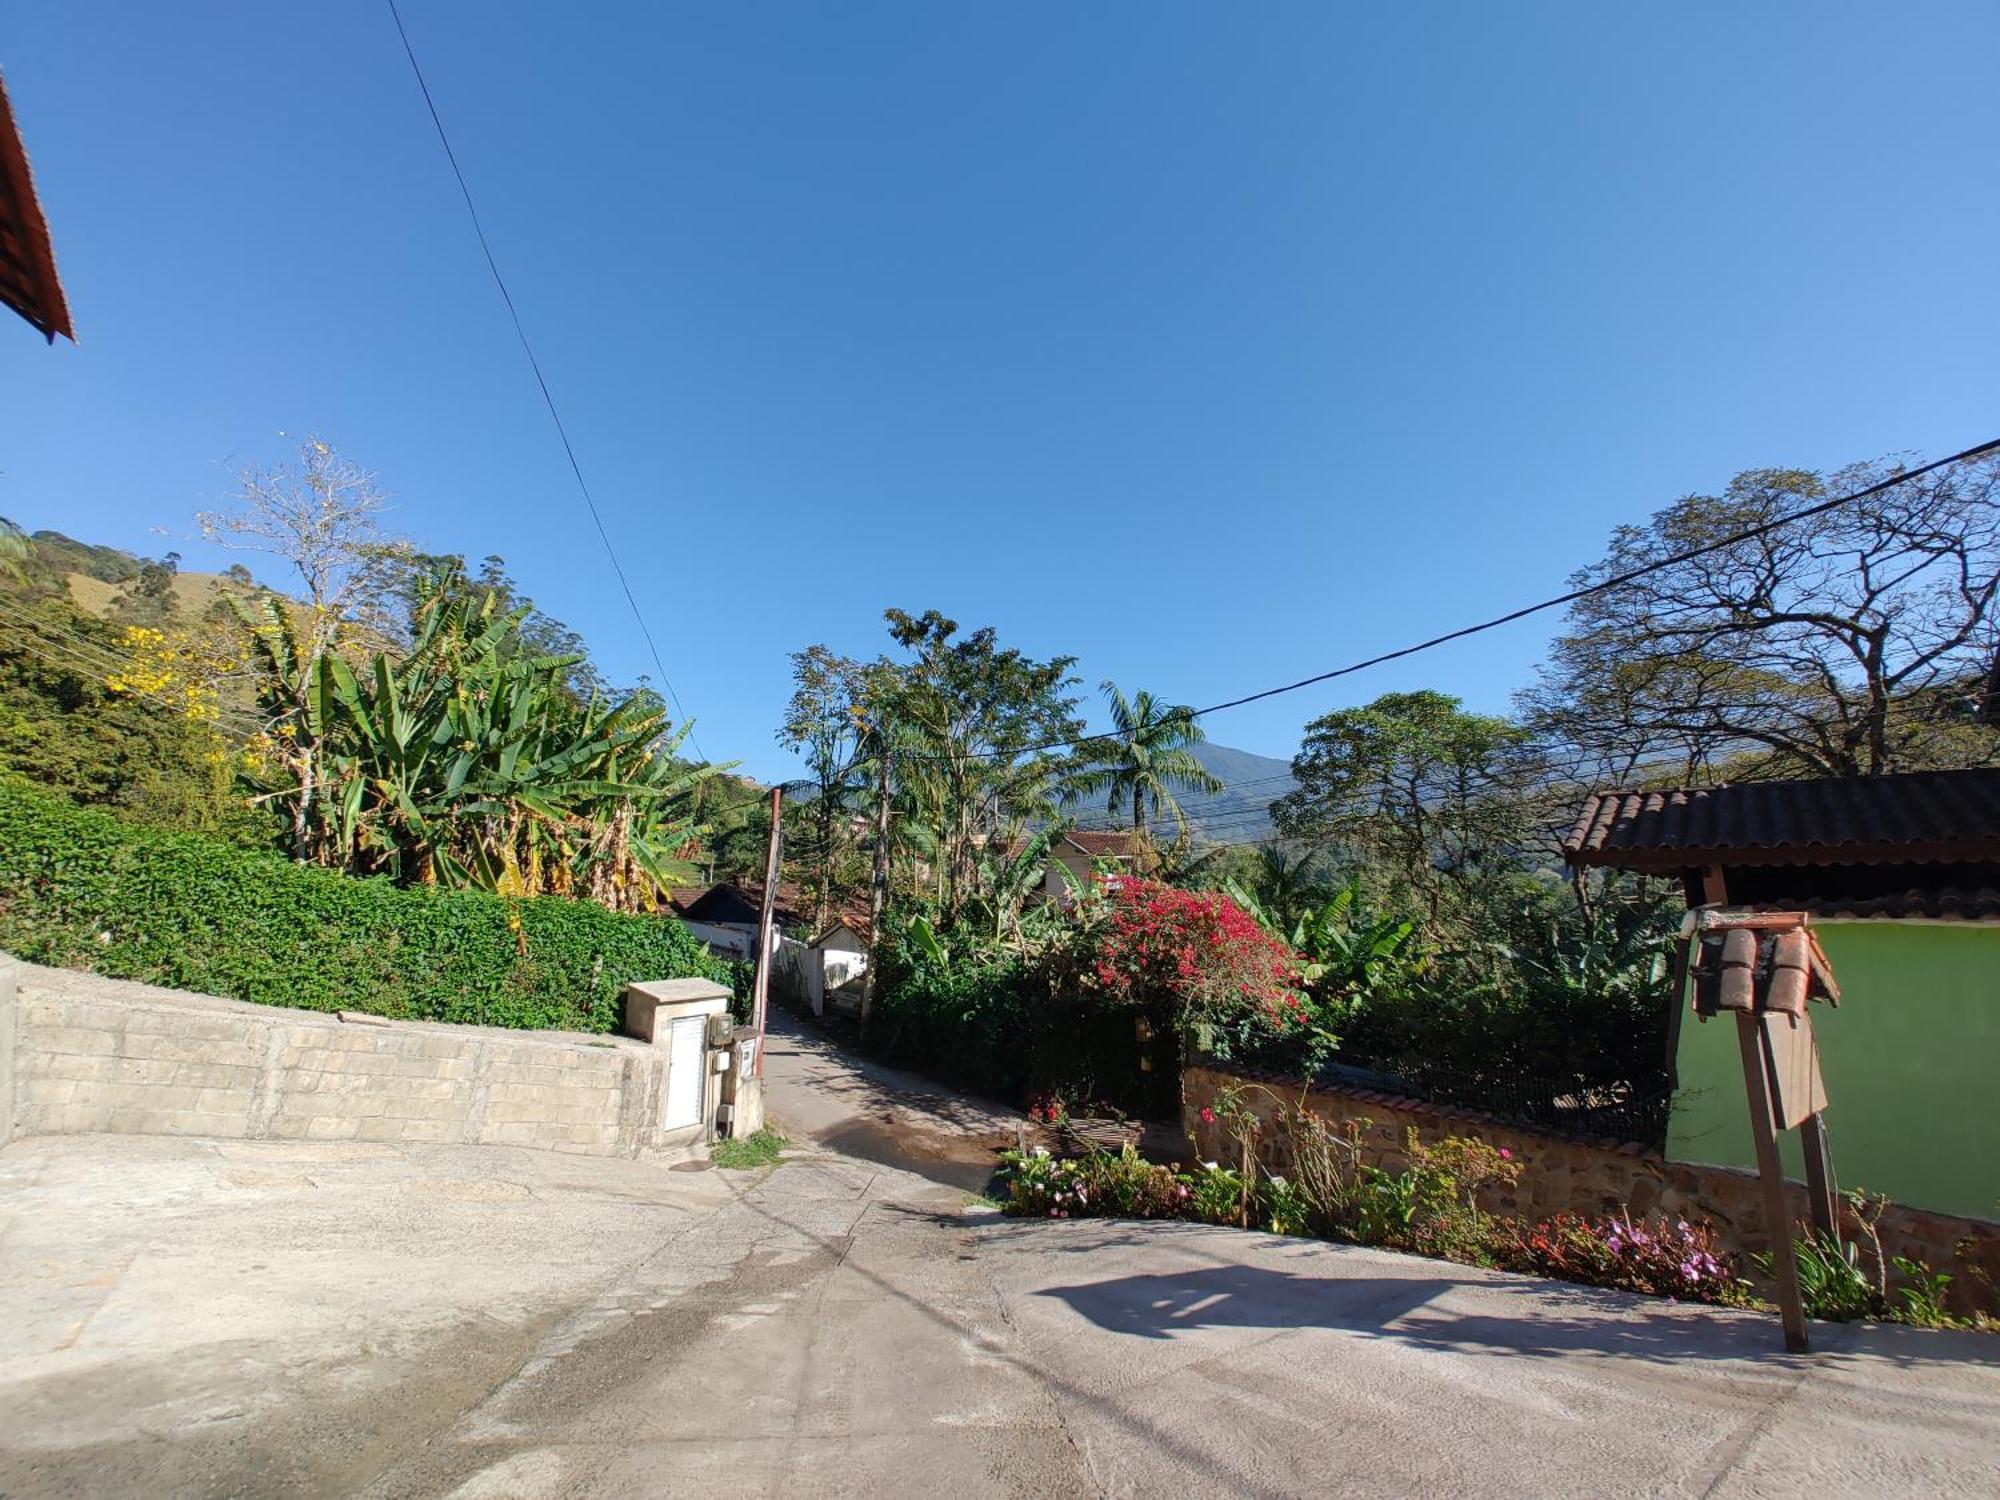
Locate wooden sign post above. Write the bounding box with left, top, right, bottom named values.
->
left=1688, top=911, right=1841, bottom=1353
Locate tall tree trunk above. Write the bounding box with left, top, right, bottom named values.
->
left=815, top=795, right=832, bottom=932
left=1133, top=783, right=1147, bottom=870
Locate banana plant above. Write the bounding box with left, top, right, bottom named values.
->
left=1227, top=875, right=1421, bottom=1000
left=236, top=562, right=721, bottom=911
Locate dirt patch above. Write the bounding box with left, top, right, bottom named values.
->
left=813, top=1117, right=1013, bottom=1194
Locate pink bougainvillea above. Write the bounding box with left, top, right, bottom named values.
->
left=1089, top=878, right=1305, bottom=1027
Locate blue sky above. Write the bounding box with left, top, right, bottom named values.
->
left=5, top=3, right=1998, bottom=780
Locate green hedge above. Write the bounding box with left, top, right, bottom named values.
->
left=869, top=950, right=1178, bottom=1116
left=0, top=780, right=726, bottom=1032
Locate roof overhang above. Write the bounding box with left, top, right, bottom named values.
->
left=0, top=72, right=74, bottom=344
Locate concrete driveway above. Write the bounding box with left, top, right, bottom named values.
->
left=2, top=1133, right=1996, bottom=1498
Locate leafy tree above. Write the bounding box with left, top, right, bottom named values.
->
left=0, top=592, right=269, bottom=841
left=1525, top=452, right=2000, bottom=781
left=199, top=439, right=414, bottom=856
left=402, top=552, right=608, bottom=700
left=1272, top=690, right=1542, bottom=926
left=1226, top=875, right=1420, bottom=1008
left=1074, top=680, right=1223, bottom=855
left=0, top=518, right=33, bottom=581
left=874, top=608, right=1089, bottom=926
left=110, top=550, right=181, bottom=625
left=778, top=644, right=870, bottom=929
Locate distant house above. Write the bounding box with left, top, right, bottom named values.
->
left=670, top=883, right=874, bottom=1016
left=1041, top=830, right=1142, bottom=903
left=669, top=882, right=788, bottom=960
left=1564, top=767, right=2000, bottom=1219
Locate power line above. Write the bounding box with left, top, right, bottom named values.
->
left=382, top=0, right=710, bottom=764
left=901, top=436, right=2000, bottom=764
left=0, top=613, right=272, bottom=737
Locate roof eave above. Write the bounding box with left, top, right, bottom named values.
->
left=1564, top=836, right=2000, bottom=873
left=0, top=73, right=74, bottom=344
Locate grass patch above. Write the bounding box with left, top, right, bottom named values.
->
left=710, top=1126, right=786, bottom=1170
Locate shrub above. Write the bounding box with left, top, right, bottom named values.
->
left=1001, top=1144, right=1192, bottom=1220
left=1258, top=1175, right=1314, bottom=1236
left=1188, top=1161, right=1252, bottom=1226
left=1000, top=1135, right=1764, bottom=1315
left=710, top=1126, right=786, bottom=1170
left=872, top=949, right=1037, bottom=1099
left=1497, top=1214, right=1753, bottom=1307
left=0, top=779, right=726, bottom=1032
left=1092, top=877, right=1305, bottom=1030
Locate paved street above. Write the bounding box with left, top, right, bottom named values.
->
left=3, top=1130, right=1997, bottom=1499
left=759, top=1005, right=1030, bottom=1191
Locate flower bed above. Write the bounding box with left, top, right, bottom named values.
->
left=1000, top=1139, right=1756, bottom=1308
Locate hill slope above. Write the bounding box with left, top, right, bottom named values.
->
left=1175, top=740, right=1296, bottom=845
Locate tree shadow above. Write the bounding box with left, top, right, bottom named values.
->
left=1035, top=1260, right=2000, bottom=1370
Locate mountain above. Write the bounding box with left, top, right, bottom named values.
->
left=1176, top=740, right=1296, bottom=845
left=3, top=523, right=257, bottom=624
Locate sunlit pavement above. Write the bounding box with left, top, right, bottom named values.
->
left=3, top=1132, right=1996, bottom=1498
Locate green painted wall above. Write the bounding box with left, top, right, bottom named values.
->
left=1667, top=922, right=2000, bottom=1222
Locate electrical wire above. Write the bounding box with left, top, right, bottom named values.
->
left=0, top=618, right=272, bottom=737
left=898, top=436, right=2000, bottom=764
left=383, top=0, right=710, bottom=764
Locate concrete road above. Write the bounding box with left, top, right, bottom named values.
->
left=3, top=1133, right=1997, bottom=1499
left=759, top=1006, right=1028, bottom=1192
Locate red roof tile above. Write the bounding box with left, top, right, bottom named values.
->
left=1563, top=768, right=2000, bottom=873
left=0, top=73, right=73, bottom=344
left=1060, top=830, right=1141, bottom=858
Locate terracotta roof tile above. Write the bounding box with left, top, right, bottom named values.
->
left=1563, top=768, right=2000, bottom=872
left=0, top=74, right=73, bottom=344
left=1060, top=830, right=1141, bottom=857
left=1752, top=887, right=2000, bottom=922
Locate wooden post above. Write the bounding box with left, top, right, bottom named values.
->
left=1736, top=1012, right=1808, bottom=1352
left=861, top=747, right=891, bottom=1036
left=1799, top=1111, right=1839, bottom=1240
left=749, top=785, right=783, bottom=1079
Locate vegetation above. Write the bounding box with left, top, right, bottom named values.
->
left=0, top=779, right=725, bottom=1030
left=4, top=439, right=1997, bottom=1111
left=998, top=1132, right=1756, bottom=1309
left=710, top=1126, right=787, bottom=1170
left=1753, top=1190, right=1978, bottom=1330
left=1525, top=453, right=2000, bottom=781
left=234, top=561, right=712, bottom=909
left=1072, top=680, right=1222, bottom=854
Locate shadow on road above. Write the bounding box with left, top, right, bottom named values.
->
left=1036, top=1261, right=2000, bottom=1369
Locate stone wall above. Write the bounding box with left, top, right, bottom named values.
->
left=1, top=959, right=713, bottom=1158
left=1184, top=1063, right=2000, bottom=1318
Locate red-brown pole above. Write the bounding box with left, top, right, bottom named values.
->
left=749, top=785, right=783, bottom=1078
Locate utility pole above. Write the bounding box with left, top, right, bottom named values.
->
left=749, top=784, right=783, bottom=1079
left=862, top=746, right=892, bottom=1035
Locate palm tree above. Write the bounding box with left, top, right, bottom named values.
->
left=1088, top=680, right=1224, bottom=852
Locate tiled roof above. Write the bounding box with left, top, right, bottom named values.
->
left=1563, top=768, right=2000, bottom=872
left=0, top=74, right=73, bottom=344
left=1060, top=830, right=1140, bottom=857
left=671, top=881, right=871, bottom=932
left=1754, top=887, right=2000, bottom=923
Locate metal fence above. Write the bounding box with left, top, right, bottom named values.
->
left=1311, top=1055, right=1675, bottom=1149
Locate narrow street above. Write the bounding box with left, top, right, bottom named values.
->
left=758, top=1005, right=1029, bottom=1193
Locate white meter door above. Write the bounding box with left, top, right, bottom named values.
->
left=664, top=1015, right=706, bottom=1129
